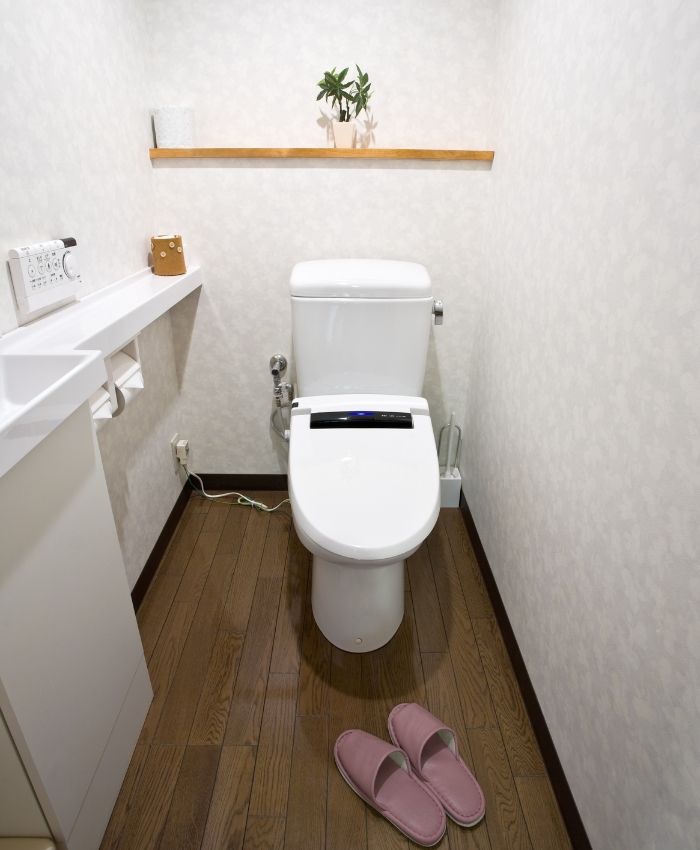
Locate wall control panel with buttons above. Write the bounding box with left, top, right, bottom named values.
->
left=8, top=237, right=82, bottom=323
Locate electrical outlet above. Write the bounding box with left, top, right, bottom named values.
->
left=170, top=433, right=180, bottom=459
left=175, top=439, right=190, bottom=464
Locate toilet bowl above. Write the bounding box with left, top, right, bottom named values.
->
left=288, top=259, right=442, bottom=652
left=289, top=393, right=440, bottom=652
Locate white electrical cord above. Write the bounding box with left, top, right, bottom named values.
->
left=183, top=464, right=290, bottom=512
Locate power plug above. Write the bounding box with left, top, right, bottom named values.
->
left=170, top=433, right=190, bottom=465
left=175, top=439, right=190, bottom=464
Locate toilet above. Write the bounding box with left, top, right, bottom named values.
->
left=288, top=259, right=441, bottom=652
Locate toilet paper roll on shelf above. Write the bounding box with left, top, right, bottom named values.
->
left=90, top=338, right=144, bottom=427
left=153, top=106, right=194, bottom=148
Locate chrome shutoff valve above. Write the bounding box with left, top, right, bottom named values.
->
left=433, top=299, right=444, bottom=325
left=270, top=354, right=293, bottom=407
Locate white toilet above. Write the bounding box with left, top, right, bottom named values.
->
left=288, top=259, right=441, bottom=653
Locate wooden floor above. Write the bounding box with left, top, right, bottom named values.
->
left=101, top=492, right=572, bottom=850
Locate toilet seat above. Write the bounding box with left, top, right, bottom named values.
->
left=289, top=394, right=440, bottom=563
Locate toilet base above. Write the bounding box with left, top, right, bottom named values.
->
left=311, top=555, right=405, bottom=653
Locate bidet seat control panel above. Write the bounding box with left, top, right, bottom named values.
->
left=8, top=237, right=82, bottom=322
left=310, top=410, right=414, bottom=428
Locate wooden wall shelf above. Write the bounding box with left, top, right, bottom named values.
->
left=149, top=147, right=494, bottom=162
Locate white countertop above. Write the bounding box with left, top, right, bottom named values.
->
left=0, top=265, right=202, bottom=478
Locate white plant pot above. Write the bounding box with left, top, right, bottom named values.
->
left=332, top=120, right=356, bottom=149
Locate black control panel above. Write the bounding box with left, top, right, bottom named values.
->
left=309, top=410, right=413, bottom=429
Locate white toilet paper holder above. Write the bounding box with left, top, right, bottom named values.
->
left=90, top=335, right=144, bottom=424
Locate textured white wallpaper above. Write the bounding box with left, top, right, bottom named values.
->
left=0, top=0, right=154, bottom=332
left=462, top=2, right=700, bottom=848
left=0, top=1, right=183, bottom=587
left=146, top=0, right=497, bottom=149
left=155, top=163, right=491, bottom=473
left=97, top=312, right=188, bottom=589
left=147, top=0, right=498, bottom=473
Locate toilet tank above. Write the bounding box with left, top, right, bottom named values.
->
left=290, top=259, right=433, bottom=397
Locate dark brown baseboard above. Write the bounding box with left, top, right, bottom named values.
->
left=459, top=492, right=592, bottom=850
left=198, top=473, right=289, bottom=491
left=131, top=483, right=190, bottom=612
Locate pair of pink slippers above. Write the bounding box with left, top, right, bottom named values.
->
left=334, top=702, right=485, bottom=846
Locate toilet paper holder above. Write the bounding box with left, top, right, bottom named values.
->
left=90, top=336, right=144, bottom=425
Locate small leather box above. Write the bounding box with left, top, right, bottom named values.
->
left=151, top=234, right=186, bottom=275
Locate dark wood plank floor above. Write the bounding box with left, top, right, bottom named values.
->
left=101, top=492, right=572, bottom=850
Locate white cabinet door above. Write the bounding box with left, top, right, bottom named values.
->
left=0, top=403, right=149, bottom=845
left=0, top=711, right=51, bottom=837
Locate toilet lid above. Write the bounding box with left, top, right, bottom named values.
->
left=289, top=394, right=440, bottom=562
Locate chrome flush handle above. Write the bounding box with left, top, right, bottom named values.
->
left=433, top=298, right=444, bottom=325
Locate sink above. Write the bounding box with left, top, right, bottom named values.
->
left=0, top=353, right=91, bottom=414
left=0, top=351, right=107, bottom=477
left=0, top=265, right=202, bottom=478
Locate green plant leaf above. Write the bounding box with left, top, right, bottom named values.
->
left=317, top=65, right=371, bottom=117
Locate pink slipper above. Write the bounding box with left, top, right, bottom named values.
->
left=387, top=703, right=485, bottom=827
left=334, top=729, right=447, bottom=846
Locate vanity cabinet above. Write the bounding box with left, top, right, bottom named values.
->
left=0, top=403, right=152, bottom=850
left=0, top=712, right=51, bottom=839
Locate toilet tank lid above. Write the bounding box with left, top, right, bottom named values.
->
left=290, top=259, right=432, bottom=298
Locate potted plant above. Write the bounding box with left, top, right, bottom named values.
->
left=316, top=65, right=372, bottom=148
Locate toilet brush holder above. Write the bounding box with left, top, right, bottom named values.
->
left=440, top=467, right=462, bottom=508
left=438, top=413, right=462, bottom=507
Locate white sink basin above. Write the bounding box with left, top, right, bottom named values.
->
left=0, top=265, right=202, bottom=478
left=0, top=351, right=106, bottom=477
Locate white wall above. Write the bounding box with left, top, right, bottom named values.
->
left=147, top=0, right=498, bottom=473
left=146, top=0, right=496, bottom=149
left=0, top=0, right=153, bottom=331
left=96, top=311, right=188, bottom=588
left=0, top=0, right=183, bottom=587
left=462, top=2, right=700, bottom=848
